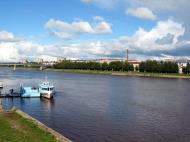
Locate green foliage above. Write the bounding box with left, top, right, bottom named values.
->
left=54, top=60, right=134, bottom=72
left=183, top=63, right=190, bottom=74
left=135, top=66, right=139, bottom=71
left=101, top=62, right=109, bottom=70
left=139, top=60, right=178, bottom=73
left=109, top=61, right=123, bottom=71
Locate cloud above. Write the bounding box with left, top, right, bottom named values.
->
left=81, top=0, right=189, bottom=11
left=114, top=19, right=190, bottom=60
left=0, top=18, right=189, bottom=62
left=45, top=18, right=112, bottom=39
left=124, top=19, right=185, bottom=52
left=81, top=0, right=94, bottom=3
left=0, top=31, right=47, bottom=62
left=80, top=0, right=118, bottom=9
left=0, top=43, right=19, bottom=62
left=155, top=33, right=174, bottom=45
left=0, top=31, right=19, bottom=42
left=128, top=0, right=189, bottom=11
left=81, top=0, right=190, bottom=36
left=93, top=16, right=104, bottom=21
left=126, top=7, right=156, bottom=20
left=94, top=21, right=112, bottom=34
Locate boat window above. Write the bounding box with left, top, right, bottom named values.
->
left=50, top=87, right=54, bottom=90
left=42, top=88, right=48, bottom=91
left=32, top=87, right=37, bottom=90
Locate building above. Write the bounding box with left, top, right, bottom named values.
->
left=176, top=59, right=190, bottom=73
left=128, top=60, right=141, bottom=71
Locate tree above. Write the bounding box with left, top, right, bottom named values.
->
left=139, top=60, right=179, bottom=73
left=183, top=63, right=190, bottom=74
left=101, top=62, right=109, bottom=70
left=135, top=66, right=139, bottom=72
left=109, top=61, right=123, bottom=71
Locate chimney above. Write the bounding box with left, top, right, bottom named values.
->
left=126, top=48, right=129, bottom=61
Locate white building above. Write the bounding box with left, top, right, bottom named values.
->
left=176, top=59, right=190, bottom=73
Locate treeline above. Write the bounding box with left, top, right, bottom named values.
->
left=139, top=60, right=179, bottom=73
left=53, top=60, right=181, bottom=73
left=183, top=63, right=190, bottom=74
left=54, top=60, right=134, bottom=71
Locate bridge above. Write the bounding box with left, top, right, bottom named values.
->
left=0, top=62, right=48, bottom=70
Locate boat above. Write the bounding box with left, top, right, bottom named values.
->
left=20, top=80, right=55, bottom=99
left=38, top=81, right=55, bottom=99
left=0, top=82, right=3, bottom=89
left=13, top=64, right=16, bottom=71
left=20, top=85, right=40, bottom=98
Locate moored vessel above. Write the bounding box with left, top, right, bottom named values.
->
left=0, top=82, right=3, bottom=89
left=38, top=81, right=55, bottom=99
left=20, top=86, right=41, bottom=98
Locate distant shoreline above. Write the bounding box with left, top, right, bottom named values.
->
left=4, top=66, right=190, bottom=79
left=45, top=68, right=190, bottom=79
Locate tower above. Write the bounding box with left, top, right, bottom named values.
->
left=126, top=48, right=129, bottom=61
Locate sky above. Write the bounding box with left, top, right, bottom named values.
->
left=0, top=0, right=190, bottom=62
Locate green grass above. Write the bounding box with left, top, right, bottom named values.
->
left=7, top=66, right=190, bottom=79
left=111, top=71, right=190, bottom=78
left=45, top=68, right=190, bottom=79
left=0, top=112, right=58, bottom=142
left=45, top=68, right=112, bottom=75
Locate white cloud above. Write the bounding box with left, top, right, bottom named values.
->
left=93, top=16, right=104, bottom=21
left=0, top=31, right=19, bottom=42
left=128, top=0, right=189, bottom=11
left=0, top=43, right=19, bottom=62
left=45, top=18, right=112, bottom=39
left=126, top=7, right=156, bottom=20
left=81, top=0, right=189, bottom=11
left=124, top=19, right=185, bottom=51
left=0, top=18, right=189, bottom=62
left=94, top=21, right=112, bottom=34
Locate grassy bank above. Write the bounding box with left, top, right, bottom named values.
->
left=6, top=66, right=190, bottom=79
left=45, top=68, right=112, bottom=75
left=0, top=111, right=58, bottom=142
left=45, top=68, right=190, bottom=79
left=111, top=72, right=190, bottom=79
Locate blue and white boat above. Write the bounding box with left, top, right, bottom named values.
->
left=20, top=86, right=40, bottom=98
left=38, top=81, right=55, bottom=99
left=20, top=81, right=55, bottom=99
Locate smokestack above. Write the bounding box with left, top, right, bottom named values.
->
left=126, top=48, right=129, bottom=61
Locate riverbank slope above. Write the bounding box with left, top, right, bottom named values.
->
left=0, top=105, right=71, bottom=142
left=11, top=67, right=190, bottom=79
left=45, top=68, right=190, bottom=79
left=0, top=111, right=58, bottom=142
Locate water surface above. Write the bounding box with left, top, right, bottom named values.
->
left=1, top=68, right=190, bottom=142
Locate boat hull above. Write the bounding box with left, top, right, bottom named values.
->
left=41, top=92, right=54, bottom=99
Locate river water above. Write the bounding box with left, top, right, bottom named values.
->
left=1, top=67, right=190, bottom=142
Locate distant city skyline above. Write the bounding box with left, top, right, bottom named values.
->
left=0, top=0, right=190, bottom=62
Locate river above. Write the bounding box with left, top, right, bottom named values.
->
left=1, top=67, right=190, bottom=142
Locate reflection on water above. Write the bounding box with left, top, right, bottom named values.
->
left=1, top=68, right=190, bottom=142
left=40, top=97, right=55, bottom=111
left=2, top=97, right=55, bottom=112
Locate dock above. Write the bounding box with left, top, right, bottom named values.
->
left=0, top=93, right=21, bottom=98
left=0, top=89, right=21, bottom=98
